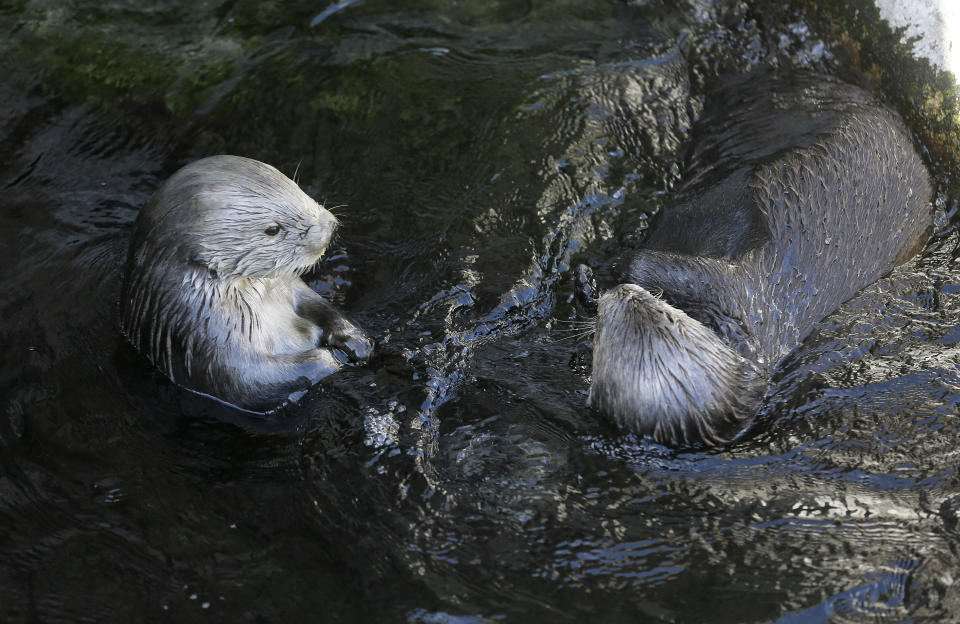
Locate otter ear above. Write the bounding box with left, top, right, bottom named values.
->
left=191, top=252, right=222, bottom=276
left=192, top=252, right=210, bottom=267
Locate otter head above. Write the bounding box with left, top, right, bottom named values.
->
left=588, top=284, right=761, bottom=446
left=134, top=155, right=337, bottom=280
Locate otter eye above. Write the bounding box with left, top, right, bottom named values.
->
left=264, top=224, right=281, bottom=236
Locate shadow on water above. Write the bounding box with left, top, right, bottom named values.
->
left=2, top=0, right=960, bottom=621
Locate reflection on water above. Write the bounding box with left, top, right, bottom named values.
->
left=1, top=0, right=960, bottom=621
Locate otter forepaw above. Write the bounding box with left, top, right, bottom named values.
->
left=325, top=324, right=374, bottom=363
left=574, top=264, right=599, bottom=316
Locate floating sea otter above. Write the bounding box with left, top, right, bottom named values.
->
left=119, top=155, right=372, bottom=411
left=585, top=72, right=933, bottom=446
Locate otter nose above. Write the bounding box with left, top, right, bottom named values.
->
left=302, top=222, right=332, bottom=240
left=302, top=219, right=334, bottom=256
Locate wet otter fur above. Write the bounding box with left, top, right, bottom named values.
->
left=119, top=155, right=372, bottom=411
left=587, top=72, right=932, bottom=446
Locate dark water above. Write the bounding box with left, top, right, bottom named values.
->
left=2, top=0, right=960, bottom=621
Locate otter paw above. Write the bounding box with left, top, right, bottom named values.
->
left=326, top=325, right=374, bottom=363
left=574, top=264, right=599, bottom=316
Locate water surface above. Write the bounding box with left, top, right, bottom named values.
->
left=1, top=0, right=960, bottom=621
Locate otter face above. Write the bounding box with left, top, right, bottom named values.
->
left=142, top=155, right=337, bottom=279
left=189, top=188, right=337, bottom=279
left=588, top=284, right=759, bottom=446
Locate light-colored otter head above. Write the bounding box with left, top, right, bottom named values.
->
left=588, top=284, right=760, bottom=446
left=133, top=155, right=336, bottom=279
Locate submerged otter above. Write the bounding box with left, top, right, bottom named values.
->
left=120, top=155, right=372, bottom=411
left=586, top=72, right=932, bottom=446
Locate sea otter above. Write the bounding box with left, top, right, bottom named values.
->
left=585, top=72, right=932, bottom=446
left=119, top=155, right=372, bottom=411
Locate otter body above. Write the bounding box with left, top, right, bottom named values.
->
left=120, top=155, right=371, bottom=410
left=588, top=73, right=932, bottom=446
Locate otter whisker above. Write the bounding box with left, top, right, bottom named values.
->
left=551, top=324, right=596, bottom=334
left=327, top=204, right=348, bottom=218
left=553, top=318, right=595, bottom=327
left=545, top=328, right=596, bottom=344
